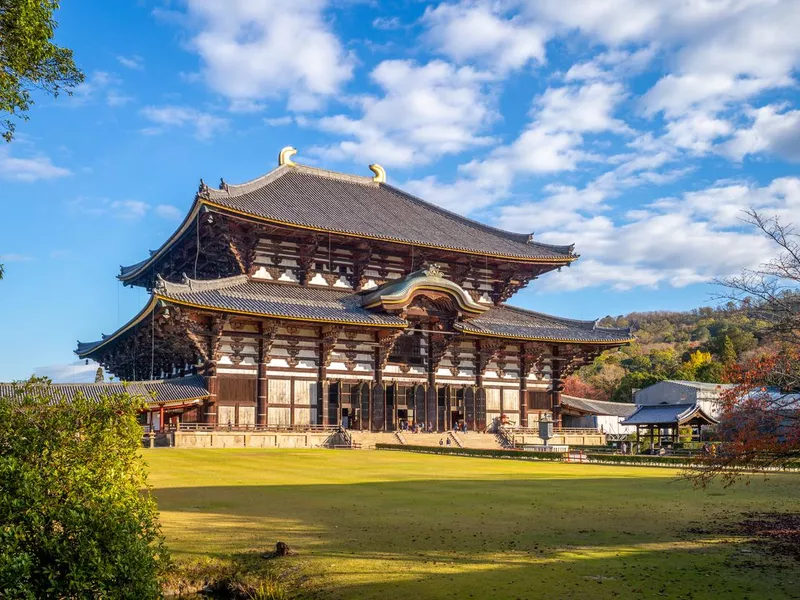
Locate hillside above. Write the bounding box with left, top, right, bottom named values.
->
left=569, top=304, right=771, bottom=402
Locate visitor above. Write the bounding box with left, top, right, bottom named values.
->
left=439, top=438, right=444, bottom=446
left=702, top=443, right=710, bottom=455
left=462, top=421, right=468, bottom=434
left=446, top=437, right=451, bottom=446
left=620, top=441, right=627, bottom=455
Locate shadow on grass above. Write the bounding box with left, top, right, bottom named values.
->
left=153, top=475, right=800, bottom=599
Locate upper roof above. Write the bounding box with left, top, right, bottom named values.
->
left=120, top=161, right=577, bottom=282
left=562, top=395, right=637, bottom=417
left=77, top=274, right=632, bottom=360
left=454, top=304, right=634, bottom=344
left=0, top=375, right=208, bottom=408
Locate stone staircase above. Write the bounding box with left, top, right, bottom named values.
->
left=348, top=431, right=398, bottom=449
left=458, top=431, right=504, bottom=450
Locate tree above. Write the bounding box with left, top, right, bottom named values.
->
left=721, top=335, right=737, bottom=365
left=611, top=371, right=666, bottom=403
left=587, top=363, right=626, bottom=400
left=1, top=0, right=84, bottom=141
left=689, top=211, right=800, bottom=485
left=0, top=379, right=169, bottom=597
left=94, top=365, right=104, bottom=383
left=562, top=375, right=603, bottom=400
left=0, top=263, right=3, bottom=280
left=688, top=349, right=800, bottom=487
left=695, top=360, right=726, bottom=383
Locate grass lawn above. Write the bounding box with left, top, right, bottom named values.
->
left=146, top=449, right=800, bottom=599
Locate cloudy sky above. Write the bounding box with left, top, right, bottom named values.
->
left=1, top=0, right=798, bottom=381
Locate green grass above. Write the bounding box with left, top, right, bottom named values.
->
left=146, top=449, right=800, bottom=599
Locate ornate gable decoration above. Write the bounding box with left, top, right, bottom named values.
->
left=360, top=265, right=489, bottom=318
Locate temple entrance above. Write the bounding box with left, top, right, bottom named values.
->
left=341, top=408, right=352, bottom=430
left=451, top=410, right=464, bottom=429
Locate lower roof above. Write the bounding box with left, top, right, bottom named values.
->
left=562, top=396, right=637, bottom=417
left=0, top=375, right=209, bottom=408
left=77, top=276, right=633, bottom=358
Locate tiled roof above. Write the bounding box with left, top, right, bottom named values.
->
left=157, top=275, right=408, bottom=327
left=454, top=305, right=634, bottom=344
left=0, top=375, right=208, bottom=408
left=621, top=403, right=719, bottom=426
left=119, top=164, right=576, bottom=281
left=204, top=165, right=574, bottom=260
left=78, top=277, right=632, bottom=359
left=562, top=395, right=637, bottom=417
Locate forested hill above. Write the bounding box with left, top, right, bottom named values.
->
left=569, top=304, right=769, bottom=403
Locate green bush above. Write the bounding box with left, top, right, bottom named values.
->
left=586, top=454, right=695, bottom=465
left=0, top=379, right=169, bottom=599
left=376, top=444, right=566, bottom=461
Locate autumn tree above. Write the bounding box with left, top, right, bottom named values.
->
left=94, top=365, right=104, bottom=383
left=1, top=0, right=84, bottom=141
left=689, top=211, right=800, bottom=485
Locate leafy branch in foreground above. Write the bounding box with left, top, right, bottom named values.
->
left=0, top=378, right=169, bottom=598
left=1, top=0, right=84, bottom=141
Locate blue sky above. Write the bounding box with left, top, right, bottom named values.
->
left=1, top=0, right=798, bottom=382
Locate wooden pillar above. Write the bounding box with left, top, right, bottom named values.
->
left=519, top=351, right=528, bottom=428
left=159, top=405, right=165, bottom=432
left=427, top=332, right=436, bottom=431
left=550, top=345, right=563, bottom=428
left=319, top=338, right=329, bottom=427
left=205, top=366, right=218, bottom=426
left=257, top=362, right=267, bottom=427
left=373, top=344, right=384, bottom=431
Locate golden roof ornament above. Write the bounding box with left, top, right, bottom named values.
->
left=369, top=164, right=386, bottom=183
left=424, top=264, right=443, bottom=278
left=279, top=146, right=297, bottom=166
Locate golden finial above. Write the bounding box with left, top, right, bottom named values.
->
left=369, top=164, right=386, bottom=183
left=279, top=146, right=298, bottom=166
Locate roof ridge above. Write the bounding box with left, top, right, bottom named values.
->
left=381, top=182, right=575, bottom=256
left=205, top=163, right=377, bottom=200
left=497, top=304, right=599, bottom=329
left=156, top=274, right=249, bottom=295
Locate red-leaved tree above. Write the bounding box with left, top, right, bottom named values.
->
left=690, top=349, right=800, bottom=486
left=562, top=375, right=604, bottom=400
left=689, top=211, right=800, bottom=485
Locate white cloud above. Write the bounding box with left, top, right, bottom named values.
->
left=117, top=55, right=144, bottom=70
left=494, top=177, right=799, bottom=291
left=155, top=204, right=183, bottom=221
left=68, top=197, right=151, bottom=220
left=313, top=60, right=497, bottom=167
left=34, top=360, right=106, bottom=383
left=373, top=16, right=402, bottom=31
left=0, top=147, right=71, bottom=182
left=140, top=105, right=229, bottom=140
left=463, top=81, right=627, bottom=182
left=423, top=2, right=548, bottom=71
left=264, top=116, right=293, bottom=127
left=68, top=71, right=132, bottom=108
left=722, top=104, right=800, bottom=163
left=0, top=253, right=34, bottom=262
left=177, top=0, right=353, bottom=111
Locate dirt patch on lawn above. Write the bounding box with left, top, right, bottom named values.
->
left=738, top=512, right=800, bottom=561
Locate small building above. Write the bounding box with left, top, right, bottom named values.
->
left=561, top=396, right=636, bottom=435
left=633, top=380, right=734, bottom=419
left=0, top=377, right=210, bottom=432
left=623, top=380, right=726, bottom=446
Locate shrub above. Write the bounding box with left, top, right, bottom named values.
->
left=376, top=444, right=566, bottom=461
left=0, top=379, right=169, bottom=599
